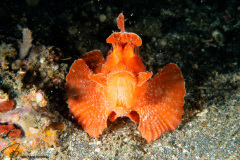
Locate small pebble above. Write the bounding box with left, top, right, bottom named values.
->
left=40, top=57, right=45, bottom=63
left=183, top=149, right=188, bottom=153
left=36, top=92, right=43, bottom=103
left=99, top=14, right=107, bottom=22
left=95, top=148, right=101, bottom=152
left=96, top=141, right=101, bottom=145
left=54, top=64, right=59, bottom=71
left=192, top=64, right=198, bottom=69
left=196, top=109, right=208, bottom=117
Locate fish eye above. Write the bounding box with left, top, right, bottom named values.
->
left=133, top=46, right=139, bottom=55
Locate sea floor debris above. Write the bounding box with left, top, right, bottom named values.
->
left=0, top=42, right=66, bottom=158
left=0, top=88, right=65, bottom=158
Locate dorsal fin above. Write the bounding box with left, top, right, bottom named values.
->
left=117, top=13, right=125, bottom=32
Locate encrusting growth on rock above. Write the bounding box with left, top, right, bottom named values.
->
left=18, top=28, right=33, bottom=59
left=66, top=13, right=185, bottom=143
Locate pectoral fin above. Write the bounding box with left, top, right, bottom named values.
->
left=66, top=59, right=112, bottom=138
left=81, top=50, right=105, bottom=74
left=132, top=64, right=185, bottom=142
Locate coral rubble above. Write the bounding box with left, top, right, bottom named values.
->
left=0, top=42, right=66, bottom=158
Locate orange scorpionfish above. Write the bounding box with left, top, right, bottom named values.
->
left=66, top=13, right=185, bottom=143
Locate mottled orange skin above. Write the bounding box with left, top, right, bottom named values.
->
left=66, top=13, right=185, bottom=143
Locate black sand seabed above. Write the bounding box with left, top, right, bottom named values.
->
left=0, top=0, right=239, bottom=159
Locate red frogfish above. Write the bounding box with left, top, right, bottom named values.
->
left=65, top=13, right=185, bottom=143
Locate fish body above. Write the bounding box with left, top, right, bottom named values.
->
left=66, top=13, right=185, bottom=142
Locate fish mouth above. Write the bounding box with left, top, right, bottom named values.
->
left=108, top=110, right=140, bottom=124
